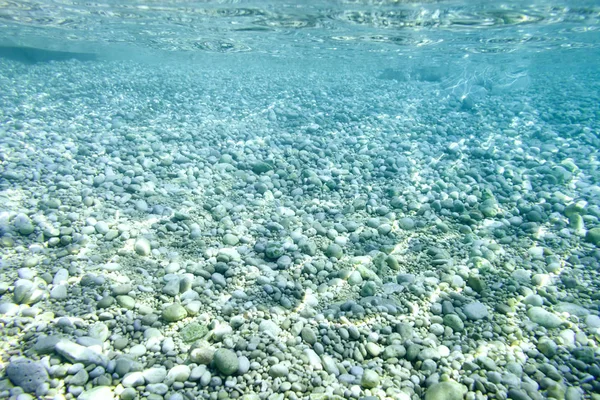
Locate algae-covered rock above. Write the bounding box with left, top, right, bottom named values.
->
left=180, top=322, right=208, bottom=343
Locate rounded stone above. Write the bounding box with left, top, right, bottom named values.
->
left=6, top=358, right=49, bottom=393
left=424, top=381, right=468, bottom=400
left=463, top=302, right=488, bottom=320
left=443, top=314, right=464, bottom=332
left=121, top=372, right=144, bottom=387
left=162, top=304, right=187, bottom=322
left=361, top=369, right=380, bottom=389
left=365, top=342, right=382, bottom=358
left=14, top=214, right=35, bottom=235
left=97, top=296, right=115, bottom=309
left=223, top=234, right=239, bottom=246
left=134, top=238, right=151, bottom=256
left=190, top=346, right=215, bottom=365
left=88, top=323, right=109, bottom=342
left=585, top=227, right=600, bottom=246
left=300, top=327, right=317, bottom=345
left=269, top=363, right=289, bottom=378
left=119, top=388, right=137, bottom=400
left=527, top=307, right=564, bottom=328
left=180, top=323, right=208, bottom=343
left=213, top=349, right=239, bottom=376
left=258, top=320, right=281, bottom=337
left=143, top=368, right=167, bottom=384
left=398, top=217, right=415, bottom=230
left=325, top=243, right=343, bottom=259
left=167, top=365, right=191, bottom=382
left=77, top=386, right=114, bottom=400
left=116, top=295, right=136, bottom=309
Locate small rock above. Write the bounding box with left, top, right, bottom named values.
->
left=55, top=341, right=108, bottom=367
left=97, top=296, right=115, bottom=309
left=463, top=302, right=488, bottom=320
left=146, top=383, right=169, bottom=395
left=6, top=358, right=49, bottom=393
left=162, top=304, right=187, bottom=322
left=585, top=227, right=600, bottom=246
left=213, top=349, right=239, bottom=376
left=190, top=345, right=215, bottom=365
left=167, top=365, right=191, bottom=382
left=50, top=285, right=68, bottom=300
left=269, top=363, right=289, bottom=379
left=88, top=323, right=109, bottom=342
left=258, top=320, right=281, bottom=337
left=77, top=386, right=114, bottom=400
left=361, top=369, right=379, bottom=389
left=223, top=234, right=239, bottom=246
left=365, top=342, right=382, bottom=358
left=33, top=335, right=63, bottom=354
left=116, top=295, right=135, bottom=309
left=134, top=238, right=151, bottom=256
left=443, top=314, right=464, bottom=332
left=122, top=372, right=145, bottom=387
left=13, top=214, right=35, bottom=235
left=325, top=243, right=343, bottom=259
left=527, top=307, right=564, bottom=328
left=300, top=327, right=317, bottom=345
left=180, top=323, right=208, bottom=343
left=70, top=369, right=89, bottom=386
left=398, top=217, right=415, bottom=230
left=425, top=381, right=468, bottom=400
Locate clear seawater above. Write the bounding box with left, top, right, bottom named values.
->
left=1, top=0, right=600, bottom=399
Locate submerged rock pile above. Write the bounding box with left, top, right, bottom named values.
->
left=0, top=57, right=599, bottom=400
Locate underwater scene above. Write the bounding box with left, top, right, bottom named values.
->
left=0, top=1, right=600, bottom=399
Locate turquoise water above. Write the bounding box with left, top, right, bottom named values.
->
left=1, top=1, right=600, bottom=400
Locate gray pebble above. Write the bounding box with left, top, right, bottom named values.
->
left=6, top=359, right=49, bottom=393
left=269, top=363, right=289, bottom=378
left=463, top=302, right=489, bottom=320
left=300, top=327, right=317, bottom=345
left=527, top=307, right=564, bottom=328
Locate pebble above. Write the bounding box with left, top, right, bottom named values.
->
left=325, top=243, right=343, bottom=259
left=13, top=214, right=35, bottom=235
left=443, top=314, right=464, bottom=332
left=70, top=369, right=89, bottom=386
left=76, top=386, right=114, bottom=400
left=55, top=341, right=108, bottom=367
left=463, top=302, right=489, bottom=320
left=167, top=365, right=191, bottom=382
left=360, top=370, right=379, bottom=389
left=50, top=285, right=68, bottom=299
left=424, top=381, right=468, bottom=400
left=88, top=323, right=109, bottom=342
left=527, top=307, right=564, bottom=328
left=213, top=349, right=239, bottom=376
left=269, top=363, right=289, bottom=378
left=122, top=372, right=145, bottom=387
left=134, top=238, right=151, bottom=256
left=162, top=304, right=187, bottom=322
left=300, top=327, right=317, bottom=345
left=147, top=383, right=169, bottom=395
left=259, top=320, right=281, bottom=337
left=6, top=358, right=49, bottom=393
left=143, top=367, right=167, bottom=384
